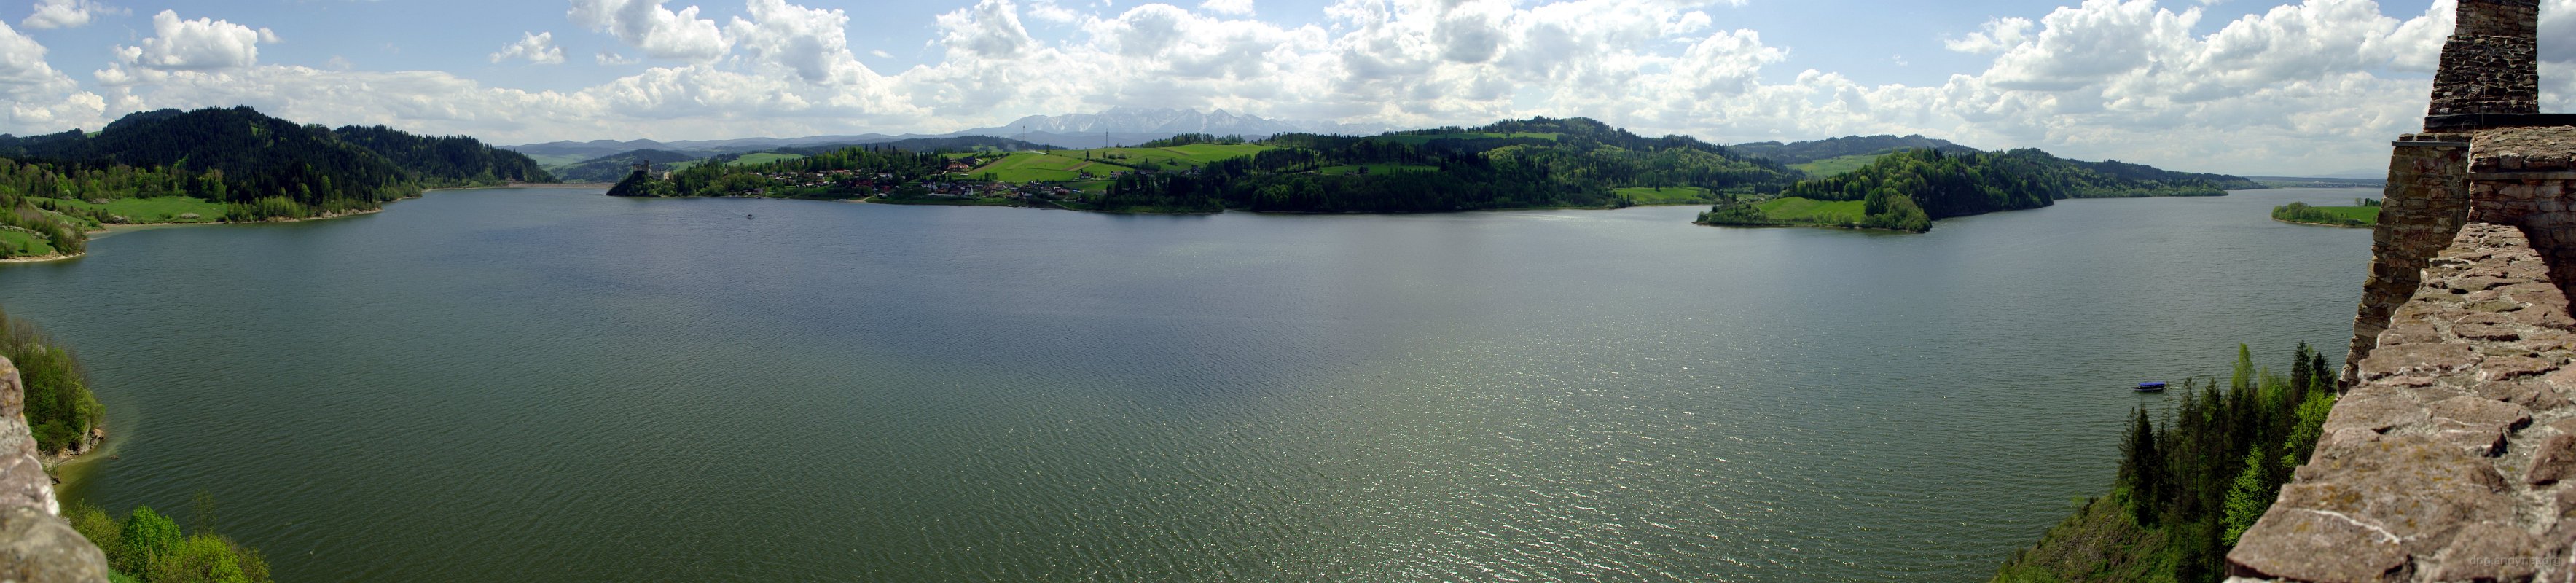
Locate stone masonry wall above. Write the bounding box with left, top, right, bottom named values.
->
left=2233, top=224, right=2576, bottom=582
left=2470, top=128, right=2576, bottom=299
left=2430, top=0, right=2541, bottom=117
left=0, top=357, right=106, bottom=582
left=2344, top=136, right=2473, bottom=384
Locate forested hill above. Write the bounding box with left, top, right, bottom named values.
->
left=1700, top=148, right=2252, bottom=232
left=0, top=107, right=551, bottom=203
left=555, top=149, right=702, bottom=183
left=0, top=106, right=552, bottom=258
left=331, top=125, right=553, bottom=185
left=1090, top=117, right=1803, bottom=213
left=1729, top=135, right=1980, bottom=165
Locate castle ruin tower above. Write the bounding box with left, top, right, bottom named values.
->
left=2340, top=0, right=2561, bottom=385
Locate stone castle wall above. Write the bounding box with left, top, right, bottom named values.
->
left=2344, top=136, right=2471, bottom=384
left=2235, top=224, right=2576, bottom=582
left=2430, top=0, right=2540, bottom=117
left=2242, top=1, right=2576, bottom=580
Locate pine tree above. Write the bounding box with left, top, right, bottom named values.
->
left=2121, top=407, right=2165, bottom=524
left=2221, top=445, right=2275, bottom=545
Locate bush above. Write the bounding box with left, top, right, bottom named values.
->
left=70, top=503, right=273, bottom=583
left=1, top=308, right=102, bottom=453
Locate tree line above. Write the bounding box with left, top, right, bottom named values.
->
left=1091, top=117, right=1802, bottom=213
left=1997, top=344, right=2338, bottom=582
left=623, top=146, right=948, bottom=199
left=1704, top=148, right=2240, bottom=232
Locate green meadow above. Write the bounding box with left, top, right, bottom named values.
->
left=1792, top=154, right=1887, bottom=178
left=727, top=153, right=810, bottom=166
left=0, top=230, right=57, bottom=257
left=1613, top=187, right=1716, bottom=206
left=1757, top=197, right=1868, bottom=224
left=46, top=197, right=230, bottom=223
left=961, top=152, right=1124, bottom=182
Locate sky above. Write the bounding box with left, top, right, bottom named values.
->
left=0, top=0, right=2567, bottom=176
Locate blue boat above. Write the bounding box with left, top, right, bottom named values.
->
left=2135, top=382, right=2168, bottom=392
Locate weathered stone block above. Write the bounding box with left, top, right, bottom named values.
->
left=2362, top=343, right=2486, bottom=379
left=2228, top=506, right=2408, bottom=582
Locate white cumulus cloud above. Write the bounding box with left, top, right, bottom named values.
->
left=111, top=10, right=276, bottom=71
left=20, top=0, right=123, bottom=30
left=491, top=31, right=567, bottom=65
left=0, top=20, right=106, bottom=133
left=724, top=0, right=869, bottom=83
left=568, top=0, right=732, bottom=61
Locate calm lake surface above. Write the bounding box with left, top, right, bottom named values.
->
left=0, top=187, right=2373, bottom=581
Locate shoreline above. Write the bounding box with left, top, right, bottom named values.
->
left=0, top=252, right=82, bottom=264
left=39, top=429, right=109, bottom=490
left=4, top=202, right=399, bottom=264
left=1694, top=220, right=1911, bottom=233
left=426, top=182, right=585, bottom=192
left=2271, top=216, right=2373, bottom=228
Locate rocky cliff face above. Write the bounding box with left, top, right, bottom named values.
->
left=0, top=356, right=107, bottom=582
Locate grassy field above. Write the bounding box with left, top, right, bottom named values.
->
left=46, top=197, right=229, bottom=223
left=1758, top=197, right=1868, bottom=224
left=1082, top=144, right=1273, bottom=168
left=727, top=153, right=809, bottom=166
left=1614, top=187, right=1715, bottom=205
left=1319, top=163, right=1437, bottom=176
left=1793, top=154, right=1887, bottom=178
left=0, top=230, right=57, bottom=257
left=1370, top=132, right=1561, bottom=146
left=2273, top=203, right=2379, bottom=227
left=963, top=152, right=1128, bottom=182
left=2302, top=206, right=2378, bottom=223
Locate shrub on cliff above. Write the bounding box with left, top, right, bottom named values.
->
left=1, top=307, right=103, bottom=453
left=71, top=502, right=272, bottom=583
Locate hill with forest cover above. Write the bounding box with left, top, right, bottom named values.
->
left=1166, top=117, right=1801, bottom=212
left=330, top=125, right=554, bottom=185
left=0, top=106, right=552, bottom=259
left=1699, top=148, right=2255, bottom=232
left=553, top=149, right=705, bottom=183
left=1729, top=134, right=1981, bottom=165
left=778, top=136, right=1060, bottom=154
left=608, top=116, right=1807, bottom=212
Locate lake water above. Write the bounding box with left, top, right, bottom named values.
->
left=0, top=187, right=2374, bottom=581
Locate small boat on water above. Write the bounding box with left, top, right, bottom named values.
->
left=2135, top=382, right=2168, bottom=392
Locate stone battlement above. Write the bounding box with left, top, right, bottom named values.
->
left=2248, top=0, right=2576, bottom=579
left=2234, top=224, right=2576, bottom=582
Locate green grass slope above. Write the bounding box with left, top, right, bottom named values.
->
left=1613, top=187, right=1716, bottom=205
left=1792, top=154, right=1886, bottom=178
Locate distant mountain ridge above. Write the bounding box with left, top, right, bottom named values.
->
left=1729, top=135, right=1982, bottom=165
left=508, top=107, right=1387, bottom=157
left=963, top=106, right=1387, bottom=141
